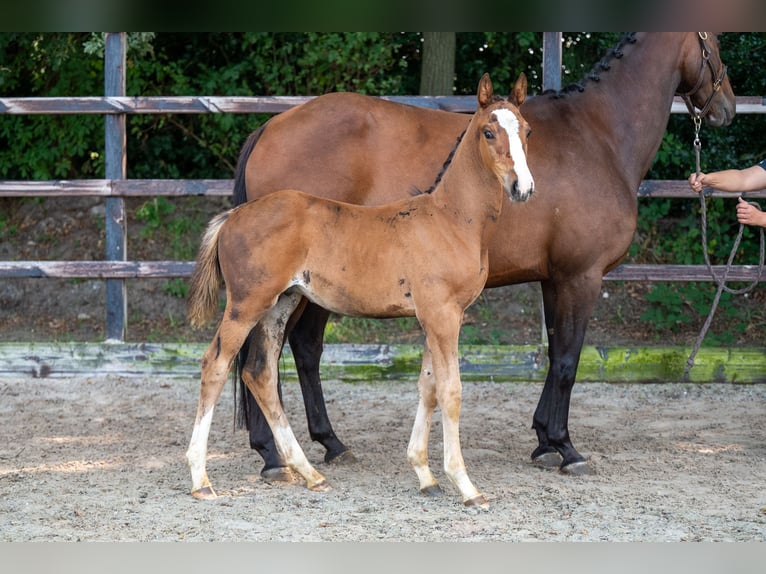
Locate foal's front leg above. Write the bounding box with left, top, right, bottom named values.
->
left=411, top=305, right=487, bottom=508
left=428, top=311, right=487, bottom=508
left=407, top=345, right=441, bottom=496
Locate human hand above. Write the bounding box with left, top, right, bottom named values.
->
left=736, top=196, right=766, bottom=227
left=688, top=172, right=705, bottom=193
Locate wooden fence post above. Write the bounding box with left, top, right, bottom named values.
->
left=104, top=33, right=127, bottom=342
left=542, top=32, right=562, bottom=92
left=539, top=32, right=562, bottom=345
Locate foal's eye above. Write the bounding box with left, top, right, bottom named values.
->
left=483, top=129, right=494, bottom=140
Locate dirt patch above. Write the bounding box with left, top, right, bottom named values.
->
left=0, top=375, right=764, bottom=541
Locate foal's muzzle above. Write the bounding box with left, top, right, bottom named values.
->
left=507, top=175, right=535, bottom=203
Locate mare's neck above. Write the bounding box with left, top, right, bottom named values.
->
left=564, top=33, right=686, bottom=188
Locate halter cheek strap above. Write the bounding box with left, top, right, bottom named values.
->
left=676, top=32, right=728, bottom=121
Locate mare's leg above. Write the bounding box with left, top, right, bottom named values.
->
left=289, top=303, right=354, bottom=463
left=407, top=345, right=441, bottom=496
left=242, top=294, right=330, bottom=491
left=241, top=330, right=295, bottom=481
left=419, top=306, right=487, bottom=508
left=532, top=278, right=599, bottom=474
left=186, top=319, right=256, bottom=499
left=240, top=331, right=288, bottom=478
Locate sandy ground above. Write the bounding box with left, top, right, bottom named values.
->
left=0, top=374, right=765, bottom=542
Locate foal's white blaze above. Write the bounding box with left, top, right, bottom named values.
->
left=493, top=108, right=534, bottom=198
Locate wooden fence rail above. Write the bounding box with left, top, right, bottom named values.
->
left=2, top=95, right=765, bottom=116
left=2, top=33, right=766, bottom=342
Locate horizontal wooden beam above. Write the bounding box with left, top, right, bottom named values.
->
left=0, top=261, right=194, bottom=278
left=0, top=95, right=475, bottom=115
left=1, top=342, right=764, bottom=383
left=603, top=264, right=764, bottom=282
left=1, top=96, right=764, bottom=115
left=0, top=260, right=763, bottom=283
left=0, top=179, right=233, bottom=197
left=1, top=179, right=765, bottom=199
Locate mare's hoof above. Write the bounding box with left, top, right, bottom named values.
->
left=420, top=484, right=443, bottom=498
left=191, top=485, right=217, bottom=500
left=533, top=451, right=563, bottom=468
left=261, top=466, right=299, bottom=483
left=463, top=494, right=489, bottom=509
left=560, top=461, right=593, bottom=476
left=326, top=449, right=357, bottom=465
left=308, top=480, right=332, bottom=493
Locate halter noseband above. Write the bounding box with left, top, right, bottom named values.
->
left=676, top=32, right=728, bottom=121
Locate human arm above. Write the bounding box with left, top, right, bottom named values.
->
left=688, top=164, right=766, bottom=193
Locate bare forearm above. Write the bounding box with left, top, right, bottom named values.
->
left=698, top=169, right=752, bottom=192
left=690, top=165, right=766, bottom=193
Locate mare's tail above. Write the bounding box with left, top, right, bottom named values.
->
left=187, top=211, right=231, bottom=328
left=231, top=123, right=270, bottom=429
left=232, top=123, right=268, bottom=207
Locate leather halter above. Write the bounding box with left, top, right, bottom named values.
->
left=676, top=32, right=728, bottom=121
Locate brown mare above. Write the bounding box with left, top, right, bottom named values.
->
left=235, top=32, right=736, bottom=479
left=186, top=74, right=534, bottom=507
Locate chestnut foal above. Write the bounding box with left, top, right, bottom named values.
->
left=185, top=73, right=534, bottom=507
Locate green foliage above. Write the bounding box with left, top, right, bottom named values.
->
left=640, top=284, right=692, bottom=332
left=454, top=32, right=622, bottom=95
left=134, top=196, right=211, bottom=259
left=0, top=34, right=104, bottom=180
left=135, top=197, right=175, bottom=237
left=0, top=216, right=16, bottom=237
left=324, top=316, right=420, bottom=344
left=162, top=278, right=189, bottom=299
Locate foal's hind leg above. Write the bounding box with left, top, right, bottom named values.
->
left=187, top=318, right=255, bottom=499
left=242, top=293, right=330, bottom=492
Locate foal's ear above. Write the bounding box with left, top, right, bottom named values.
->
left=477, top=73, right=494, bottom=108
left=510, top=72, right=528, bottom=106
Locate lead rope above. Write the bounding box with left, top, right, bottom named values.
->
left=684, top=119, right=765, bottom=377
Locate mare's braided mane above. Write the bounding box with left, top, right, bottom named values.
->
left=544, top=32, right=638, bottom=98
left=409, top=129, right=466, bottom=196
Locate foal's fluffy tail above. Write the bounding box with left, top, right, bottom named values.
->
left=187, top=210, right=231, bottom=328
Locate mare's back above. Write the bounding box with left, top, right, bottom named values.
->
left=245, top=92, right=469, bottom=205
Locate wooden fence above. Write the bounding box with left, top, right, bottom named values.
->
left=2, top=33, right=766, bottom=343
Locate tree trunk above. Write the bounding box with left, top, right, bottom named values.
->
left=419, top=32, right=456, bottom=95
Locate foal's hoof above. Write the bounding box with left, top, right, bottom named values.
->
left=308, top=480, right=332, bottom=493
left=261, top=466, right=299, bottom=483
left=420, top=484, right=443, bottom=498
left=533, top=451, right=563, bottom=468
left=560, top=461, right=593, bottom=476
left=463, top=494, right=489, bottom=509
left=326, top=449, right=357, bottom=465
left=191, top=485, right=217, bottom=500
